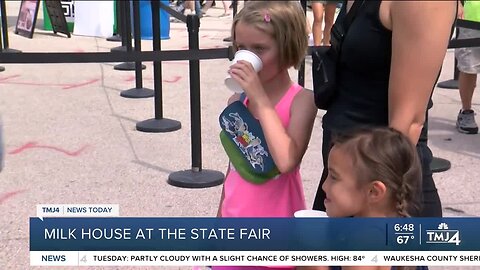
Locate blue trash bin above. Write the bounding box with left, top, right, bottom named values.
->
left=139, top=0, right=170, bottom=40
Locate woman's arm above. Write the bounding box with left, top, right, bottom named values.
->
left=387, top=1, right=456, bottom=144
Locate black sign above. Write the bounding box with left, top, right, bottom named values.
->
left=44, top=0, right=71, bottom=38
left=15, top=0, right=40, bottom=38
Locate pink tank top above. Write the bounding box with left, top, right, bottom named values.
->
left=221, top=83, right=307, bottom=218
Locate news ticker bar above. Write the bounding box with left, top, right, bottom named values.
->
left=30, top=217, right=479, bottom=251
left=30, top=251, right=480, bottom=266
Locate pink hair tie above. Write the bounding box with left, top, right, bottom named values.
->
left=264, top=13, right=271, bottom=23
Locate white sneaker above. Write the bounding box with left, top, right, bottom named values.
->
left=456, top=109, right=478, bottom=134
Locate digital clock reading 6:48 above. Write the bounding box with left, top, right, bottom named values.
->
left=394, top=223, right=415, bottom=232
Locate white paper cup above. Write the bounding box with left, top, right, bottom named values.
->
left=224, top=50, right=263, bottom=93
left=294, top=209, right=328, bottom=218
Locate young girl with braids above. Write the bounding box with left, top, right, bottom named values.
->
left=323, top=127, right=422, bottom=220
left=303, top=127, right=426, bottom=270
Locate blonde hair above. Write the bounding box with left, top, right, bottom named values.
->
left=231, top=1, right=308, bottom=69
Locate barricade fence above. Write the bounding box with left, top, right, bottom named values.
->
left=1, top=2, right=480, bottom=186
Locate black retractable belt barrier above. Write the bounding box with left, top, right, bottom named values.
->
left=457, top=18, right=480, bottom=31
left=0, top=0, right=21, bottom=53
left=107, top=0, right=122, bottom=42
left=111, top=1, right=128, bottom=52
left=438, top=19, right=480, bottom=89
left=120, top=0, right=154, bottom=98
left=168, top=14, right=224, bottom=188
left=0, top=48, right=231, bottom=64
left=135, top=0, right=181, bottom=133
left=114, top=0, right=145, bottom=71
left=297, top=0, right=308, bottom=87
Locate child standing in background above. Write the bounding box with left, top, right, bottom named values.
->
left=217, top=1, right=317, bottom=222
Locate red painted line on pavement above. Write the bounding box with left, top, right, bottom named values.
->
left=0, top=74, right=21, bottom=82
left=0, top=189, right=27, bottom=204
left=62, top=78, right=100, bottom=89
left=8, top=142, right=89, bottom=156
left=8, top=141, right=37, bottom=154
left=163, top=75, right=182, bottom=83
left=124, top=75, right=136, bottom=82
left=0, top=78, right=99, bottom=90
left=124, top=75, right=182, bottom=83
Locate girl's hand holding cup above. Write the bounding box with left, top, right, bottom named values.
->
left=225, top=50, right=263, bottom=96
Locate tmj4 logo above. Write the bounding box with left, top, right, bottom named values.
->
left=426, top=222, right=461, bottom=246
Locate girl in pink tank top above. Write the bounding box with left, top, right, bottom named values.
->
left=214, top=2, right=318, bottom=270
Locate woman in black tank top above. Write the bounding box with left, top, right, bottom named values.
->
left=312, top=1, right=456, bottom=217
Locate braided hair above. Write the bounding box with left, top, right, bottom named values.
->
left=331, top=127, right=422, bottom=217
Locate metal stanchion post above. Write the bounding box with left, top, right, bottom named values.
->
left=0, top=0, right=21, bottom=53
left=120, top=0, right=154, bottom=98
left=297, top=0, right=307, bottom=87
left=424, top=107, right=451, bottom=173
left=222, top=0, right=237, bottom=42
left=437, top=27, right=460, bottom=89
left=168, top=14, right=224, bottom=188
left=430, top=157, right=451, bottom=173
left=111, top=0, right=128, bottom=52
left=136, top=0, right=181, bottom=133
left=107, top=0, right=122, bottom=42
left=114, top=1, right=145, bottom=71
left=232, top=0, right=238, bottom=17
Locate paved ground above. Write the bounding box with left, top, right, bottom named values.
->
left=1, top=1, right=479, bottom=270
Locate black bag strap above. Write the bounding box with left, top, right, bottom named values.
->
left=329, top=0, right=364, bottom=54
left=342, top=0, right=364, bottom=33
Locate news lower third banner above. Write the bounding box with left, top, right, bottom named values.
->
left=29, top=216, right=480, bottom=266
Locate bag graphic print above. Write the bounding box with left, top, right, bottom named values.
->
left=219, top=101, right=279, bottom=184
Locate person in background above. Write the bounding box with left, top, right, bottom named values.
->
left=172, top=0, right=203, bottom=18
left=312, top=0, right=456, bottom=217
left=310, top=1, right=340, bottom=46
left=202, top=0, right=232, bottom=17
left=455, top=0, right=480, bottom=134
